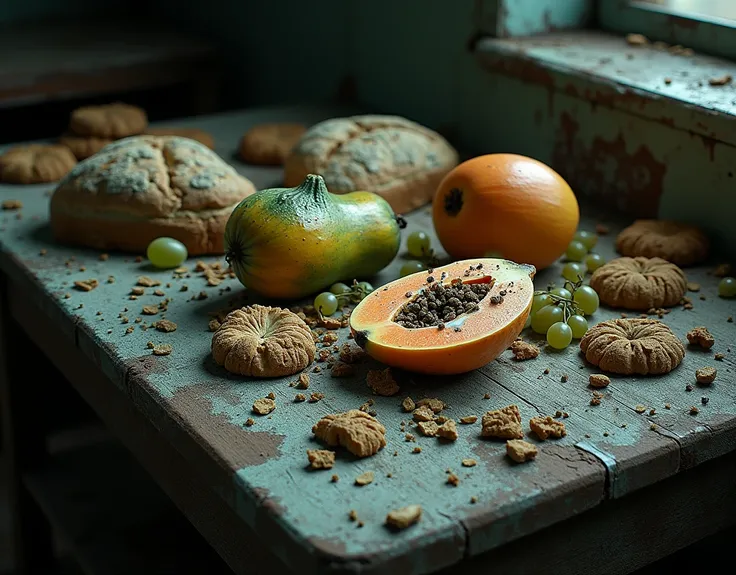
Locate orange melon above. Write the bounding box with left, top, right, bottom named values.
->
left=432, top=154, right=579, bottom=271
left=349, top=258, right=535, bottom=375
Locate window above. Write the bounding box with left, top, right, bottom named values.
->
left=598, top=0, right=736, bottom=60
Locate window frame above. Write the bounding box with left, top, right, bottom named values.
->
left=597, top=0, right=736, bottom=61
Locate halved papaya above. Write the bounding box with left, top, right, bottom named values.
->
left=349, top=258, right=536, bottom=375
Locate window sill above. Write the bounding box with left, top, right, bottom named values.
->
left=475, top=30, right=736, bottom=148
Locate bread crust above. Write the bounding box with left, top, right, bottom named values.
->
left=50, top=135, right=255, bottom=255
left=284, top=115, right=458, bottom=214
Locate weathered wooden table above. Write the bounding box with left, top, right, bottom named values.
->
left=1, top=106, right=734, bottom=575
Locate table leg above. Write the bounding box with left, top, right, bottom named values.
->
left=0, top=276, right=56, bottom=574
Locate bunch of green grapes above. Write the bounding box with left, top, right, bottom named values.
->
left=313, top=280, right=375, bottom=316
left=527, top=278, right=600, bottom=350
left=400, top=231, right=441, bottom=277
left=561, top=230, right=606, bottom=283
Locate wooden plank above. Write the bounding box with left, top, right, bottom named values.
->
left=8, top=284, right=287, bottom=575
left=0, top=105, right=734, bottom=574
left=23, top=440, right=233, bottom=575
left=0, top=21, right=216, bottom=108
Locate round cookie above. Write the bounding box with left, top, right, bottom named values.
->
left=59, top=133, right=115, bottom=160
left=50, top=136, right=256, bottom=255
left=0, top=144, right=77, bottom=184
left=69, top=103, right=148, bottom=139
left=239, top=123, right=306, bottom=165
left=580, top=318, right=685, bottom=375
left=146, top=127, right=215, bottom=149
left=590, top=256, right=687, bottom=310
left=616, top=219, right=709, bottom=267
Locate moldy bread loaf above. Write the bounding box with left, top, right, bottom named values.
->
left=284, top=115, right=458, bottom=214
left=50, top=135, right=255, bottom=255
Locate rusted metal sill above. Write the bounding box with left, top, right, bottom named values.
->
left=475, top=30, right=736, bottom=148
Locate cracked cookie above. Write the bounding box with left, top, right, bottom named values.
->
left=590, top=257, right=687, bottom=310
left=69, top=102, right=147, bottom=138
left=49, top=135, right=255, bottom=254
left=616, top=219, right=709, bottom=267
left=0, top=144, right=77, bottom=184
left=211, top=305, right=315, bottom=377
left=580, top=318, right=685, bottom=375
left=312, top=409, right=386, bottom=458
left=239, top=123, right=306, bottom=165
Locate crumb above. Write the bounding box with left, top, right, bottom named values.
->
left=437, top=419, right=458, bottom=441
left=634, top=405, right=646, bottom=413
left=481, top=405, right=523, bottom=439
left=295, top=373, right=310, bottom=389
left=687, top=326, right=715, bottom=349
left=529, top=416, right=566, bottom=440
left=294, top=393, right=306, bottom=402
left=709, top=74, right=732, bottom=86
left=152, top=343, right=172, bottom=356
left=253, top=398, right=276, bottom=415
left=1, top=200, right=22, bottom=210
left=649, top=408, right=656, bottom=416
left=412, top=405, right=435, bottom=422
left=405, top=433, right=415, bottom=442
left=307, top=449, right=336, bottom=470
left=650, top=423, right=657, bottom=430
left=510, top=340, right=540, bottom=360
left=331, top=474, right=339, bottom=482
left=244, top=418, right=255, bottom=427
left=320, top=317, right=341, bottom=330
left=153, top=319, right=177, bottom=332
left=330, top=361, right=354, bottom=377
left=267, top=392, right=276, bottom=400
left=142, top=305, right=159, bottom=316
left=74, top=278, right=99, bottom=291
left=483, top=393, right=491, bottom=400
left=402, top=397, right=416, bottom=412
left=309, top=392, right=325, bottom=403
left=137, top=276, right=161, bottom=287
left=702, top=396, right=709, bottom=405
left=665, top=403, right=671, bottom=409
left=687, top=282, right=700, bottom=292
left=589, top=374, right=610, bottom=388
left=560, top=374, right=569, bottom=383
left=412, top=446, right=422, bottom=454
left=355, top=471, right=374, bottom=486
left=385, top=505, right=422, bottom=529
left=366, top=368, right=400, bottom=396
left=695, top=366, right=717, bottom=385
left=339, top=343, right=366, bottom=364
left=349, top=510, right=358, bottom=522
left=689, top=406, right=699, bottom=415
left=470, top=496, right=478, bottom=504
left=446, top=473, right=460, bottom=487
left=417, top=421, right=439, bottom=437
left=416, top=398, right=445, bottom=413
left=543, top=368, right=550, bottom=374
left=462, top=458, right=477, bottom=467
left=506, top=439, right=538, bottom=463
left=459, top=416, right=477, bottom=424
left=686, top=384, right=694, bottom=392
left=595, top=223, right=610, bottom=235
left=590, top=396, right=601, bottom=406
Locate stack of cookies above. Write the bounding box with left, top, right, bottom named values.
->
left=59, top=103, right=148, bottom=160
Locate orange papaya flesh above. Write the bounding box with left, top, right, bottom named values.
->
left=349, top=259, right=536, bottom=375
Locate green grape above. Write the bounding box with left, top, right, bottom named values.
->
left=400, top=260, right=426, bottom=277
left=330, top=282, right=351, bottom=295
left=718, top=277, right=736, bottom=298
left=146, top=237, right=188, bottom=269
left=547, top=322, right=573, bottom=349
left=531, top=293, right=552, bottom=314
left=550, top=287, right=572, bottom=300
left=357, top=281, right=374, bottom=296
left=574, top=285, right=600, bottom=315
left=565, top=240, right=588, bottom=262
left=314, top=292, right=338, bottom=316
left=562, top=262, right=584, bottom=283
left=407, top=231, right=431, bottom=257
left=567, top=314, right=589, bottom=339
left=585, top=253, right=606, bottom=273
left=574, top=230, right=598, bottom=250
left=531, top=305, right=563, bottom=334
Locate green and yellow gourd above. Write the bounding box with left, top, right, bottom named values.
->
left=225, top=174, right=403, bottom=299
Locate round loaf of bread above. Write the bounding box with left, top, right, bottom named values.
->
left=284, top=115, right=458, bottom=214
left=50, top=136, right=256, bottom=255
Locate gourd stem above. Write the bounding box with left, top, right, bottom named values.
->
left=300, top=174, right=327, bottom=201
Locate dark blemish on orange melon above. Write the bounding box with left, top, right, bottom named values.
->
left=444, top=188, right=463, bottom=216
left=354, top=330, right=369, bottom=348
